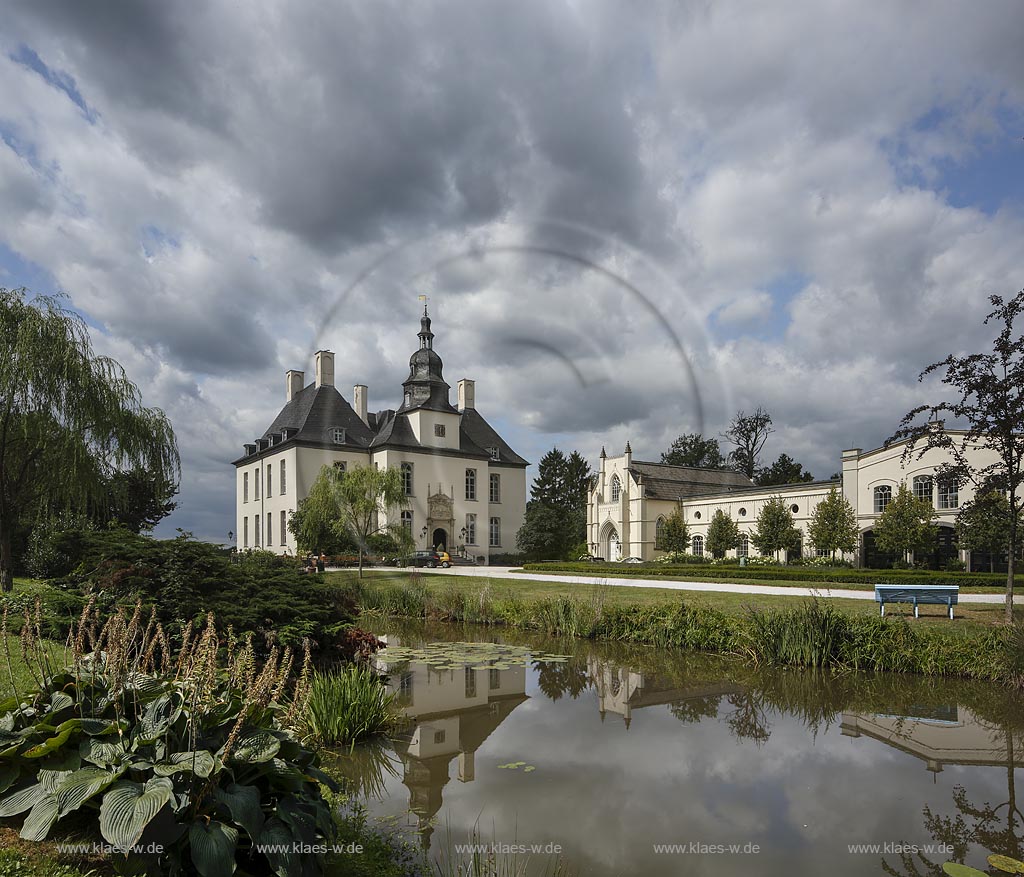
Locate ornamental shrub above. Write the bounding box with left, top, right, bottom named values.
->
left=0, top=601, right=336, bottom=876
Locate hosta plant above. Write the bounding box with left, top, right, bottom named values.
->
left=0, top=599, right=336, bottom=877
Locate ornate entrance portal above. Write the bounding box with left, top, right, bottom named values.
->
left=427, top=490, right=455, bottom=552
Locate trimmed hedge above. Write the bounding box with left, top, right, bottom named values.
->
left=522, top=561, right=1008, bottom=589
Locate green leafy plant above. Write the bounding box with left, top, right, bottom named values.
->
left=300, top=665, right=398, bottom=747
left=0, top=599, right=336, bottom=876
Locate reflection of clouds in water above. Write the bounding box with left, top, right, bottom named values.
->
left=363, top=643, right=1021, bottom=875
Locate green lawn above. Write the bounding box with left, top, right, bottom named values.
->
left=327, top=569, right=1019, bottom=630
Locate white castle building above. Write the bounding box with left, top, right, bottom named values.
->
left=588, top=432, right=1001, bottom=570
left=233, top=307, right=528, bottom=560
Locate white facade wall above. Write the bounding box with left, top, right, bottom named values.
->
left=587, top=432, right=1004, bottom=566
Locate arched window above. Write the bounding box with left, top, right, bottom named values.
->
left=692, top=535, right=704, bottom=557
left=913, top=475, right=933, bottom=505
left=655, top=517, right=666, bottom=550
left=401, top=462, right=413, bottom=496
left=874, top=485, right=892, bottom=514
left=737, top=534, right=749, bottom=558
left=610, top=475, right=621, bottom=502
left=465, top=468, right=477, bottom=500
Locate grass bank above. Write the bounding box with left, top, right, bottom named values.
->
left=332, top=570, right=1023, bottom=683
left=520, top=561, right=1011, bottom=592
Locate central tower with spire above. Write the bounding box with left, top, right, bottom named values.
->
left=400, top=302, right=458, bottom=414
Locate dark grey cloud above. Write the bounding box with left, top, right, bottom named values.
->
left=1, top=0, right=1023, bottom=539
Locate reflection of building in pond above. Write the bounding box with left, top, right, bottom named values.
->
left=841, top=706, right=1024, bottom=774
left=589, top=657, right=742, bottom=728
left=378, top=649, right=528, bottom=849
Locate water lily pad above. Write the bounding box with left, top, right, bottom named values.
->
left=523, top=766, right=536, bottom=773
left=988, top=855, right=1024, bottom=874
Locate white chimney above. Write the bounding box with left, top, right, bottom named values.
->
left=314, top=350, right=335, bottom=388
left=286, top=369, right=304, bottom=402
left=353, top=384, right=368, bottom=425
left=457, top=379, right=475, bottom=411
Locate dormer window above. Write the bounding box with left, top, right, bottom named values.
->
left=331, top=428, right=346, bottom=444
left=435, top=424, right=446, bottom=437
left=487, top=446, right=500, bottom=461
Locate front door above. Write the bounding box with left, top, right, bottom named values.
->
left=608, top=529, right=621, bottom=561
left=432, top=528, right=448, bottom=551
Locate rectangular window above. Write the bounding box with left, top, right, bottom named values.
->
left=434, top=729, right=446, bottom=744
left=267, top=512, right=273, bottom=547
left=938, top=480, right=958, bottom=509
left=401, top=510, right=413, bottom=534
left=489, top=517, right=500, bottom=547
left=254, top=468, right=260, bottom=500
left=280, top=460, right=287, bottom=494
left=465, top=469, right=477, bottom=501
left=243, top=517, right=249, bottom=548
left=465, top=667, right=477, bottom=698
left=487, top=446, right=500, bottom=461
left=243, top=472, right=249, bottom=503
left=266, top=464, right=272, bottom=497
left=434, top=423, right=446, bottom=437
left=465, top=513, right=477, bottom=545
left=280, top=510, right=287, bottom=545
left=489, top=668, right=500, bottom=690
left=489, top=473, right=501, bottom=503
left=254, top=515, right=260, bottom=547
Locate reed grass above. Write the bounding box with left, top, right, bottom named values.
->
left=355, top=580, right=1024, bottom=683
left=301, top=664, right=399, bottom=747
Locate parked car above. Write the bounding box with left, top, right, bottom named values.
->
left=578, top=554, right=606, bottom=562
left=394, top=550, right=442, bottom=568
left=620, top=556, right=644, bottom=564
left=437, top=551, right=452, bottom=568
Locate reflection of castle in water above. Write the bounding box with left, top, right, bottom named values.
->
left=841, top=706, right=1024, bottom=774
left=376, top=638, right=529, bottom=849
left=588, top=657, right=743, bottom=728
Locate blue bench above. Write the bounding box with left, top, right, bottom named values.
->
left=874, top=584, right=959, bottom=619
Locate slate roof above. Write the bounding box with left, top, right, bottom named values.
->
left=627, top=460, right=754, bottom=500
left=459, top=408, right=529, bottom=466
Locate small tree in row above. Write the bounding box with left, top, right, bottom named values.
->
left=873, top=483, right=937, bottom=566
left=707, top=509, right=740, bottom=559
left=751, top=497, right=802, bottom=560
left=807, top=487, right=859, bottom=560
left=955, top=489, right=1023, bottom=573
left=659, top=507, right=690, bottom=553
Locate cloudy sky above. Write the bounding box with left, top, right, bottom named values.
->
left=2, top=1, right=1023, bottom=541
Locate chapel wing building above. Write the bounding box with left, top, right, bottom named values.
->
left=589, top=432, right=1000, bottom=570
left=233, top=308, right=528, bottom=560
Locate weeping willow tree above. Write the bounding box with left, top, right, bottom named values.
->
left=302, top=463, right=410, bottom=577
left=0, top=289, right=180, bottom=591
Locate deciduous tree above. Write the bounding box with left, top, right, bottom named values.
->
left=750, top=497, right=802, bottom=560
left=0, top=290, right=179, bottom=591
left=659, top=507, right=689, bottom=553
left=873, top=483, right=938, bottom=566
left=807, top=487, right=859, bottom=560
left=755, top=453, right=815, bottom=487
left=890, top=290, right=1024, bottom=620
left=724, top=407, right=774, bottom=480
left=661, top=434, right=727, bottom=469
left=301, top=464, right=409, bottom=577
left=956, top=489, right=1021, bottom=573
left=706, top=509, right=740, bottom=559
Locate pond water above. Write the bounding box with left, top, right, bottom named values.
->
left=338, top=621, right=1024, bottom=875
